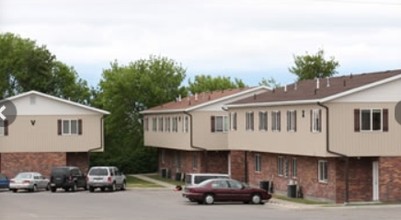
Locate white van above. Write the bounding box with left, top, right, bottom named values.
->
left=184, top=173, right=229, bottom=187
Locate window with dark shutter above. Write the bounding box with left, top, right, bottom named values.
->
left=383, top=109, right=389, bottom=132
left=78, top=119, right=83, bottom=135
left=4, top=120, right=8, bottom=136
left=354, top=109, right=360, bottom=132
left=211, top=116, right=215, bottom=132
left=57, top=119, right=62, bottom=135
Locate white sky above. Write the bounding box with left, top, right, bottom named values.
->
left=1, top=0, right=401, bottom=87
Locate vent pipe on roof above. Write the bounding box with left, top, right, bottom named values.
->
left=326, top=77, right=330, bottom=87
left=195, top=93, right=198, bottom=101
left=284, top=84, right=287, bottom=92
left=316, top=78, right=320, bottom=89
left=343, top=79, right=346, bottom=87
left=253, top=93, right=257, bottom=100
left=294, top=83, right=297, bottom=91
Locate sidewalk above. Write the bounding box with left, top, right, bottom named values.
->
left=130, top=174, right=177, bottom=189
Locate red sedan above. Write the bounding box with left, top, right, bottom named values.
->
left=183, top=178, right=271, bottom=205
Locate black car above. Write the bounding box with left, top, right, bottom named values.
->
left=50, top=166, right=87, bottom=192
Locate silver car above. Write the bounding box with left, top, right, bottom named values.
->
left=87, top=166, right=126, bottom=192
left=9, top=172, right=50, bottom=193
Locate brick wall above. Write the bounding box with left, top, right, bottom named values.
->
left=158, top=148, right=228, bottom=180
left=67, top=152, right=89, bottom=174
left=379, top=157, right=401, bottom=202
left=0, top=152, right=66, bottom=178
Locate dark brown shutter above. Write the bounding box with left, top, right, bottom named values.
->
left=383, top=109, right=389, bottom=132
left=4, top=120, right=8, bottom=136
left=294, top=110, right=297, bottom=132
left=57, top=119, right=62, bottom=135
left=310, top=110, right=313, bottom=132
left=211, top=116, right=215, bottom=132
left=354, top=109, right=360, bottom=132
left=78, top=119, right=83, bottom=135
left=278, top=111, right=281, bottom=131
left=318, top=109, right=322, bottom=132
left=286, top=111, right=290, bottom=131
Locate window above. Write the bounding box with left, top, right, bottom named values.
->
left=287, top=110, right=297, bottom=132
left=152, top=117, right=157, bottom=132
left=356, top=109, right=388, bottom=132
left=318, top=160, right=328, bottom=183
left=255, top=154, right=262, bottom=172
left=277, top=156, right=284, bottom=176
left=230, top=112, right=237, bottom=131
left=183, top=116, right=189, bottom=133
left=165, top=117, right=171, bottom=132
left=212, top=180, right=229, bottom=189
left=292, top=158, right=297, bottom=178
left=172, top=117, right=178, bottom=132
left=0, top=120, right=8, bottom=136
left=284, top=158, right=289, bottom=178
left=272, top=111, right=281, bottom=131
left=144, top=117, right=149, bottom=131
left=192, top=152, right=198, bottom=169
left=246, top=112, right=254, bottom=131
left=259, top=111, right=268, bottom=131
left=211, top=116, right=228, bottom=132
left=158, top=117, right=164, bottom=132
left=58, top=119, right=81, bottom=135
left=311, top=109, right=322, bottom=132
left=161, top=149, right=165, bottom=164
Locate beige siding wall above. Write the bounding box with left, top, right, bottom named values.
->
left=144, top=113, right=191, bottom=150
left=1, top=115, right=104, bottom=152
left=228, top=105, right=329, bottom=156
left=329, top=102, right=401, bottom=156
left=192, top=111, right=228, bottom=150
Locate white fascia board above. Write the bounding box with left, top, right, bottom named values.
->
left=226, top=99, right=321, bottom=109
left=140, top=109, right=187, bottom=114
left=4, top=90, right=110, bottom=115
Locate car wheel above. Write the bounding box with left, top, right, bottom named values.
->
left=121, top=181, right=126, bottom=191
left=46, top=184, right=50, bottom=191
left=204, top=194, right=215, bottom=205
left=101, top=187, right=105, bottom=192
left=72, top=183, right=77, bottom=192
left=12, top=189, right=18, bottom=193
left=89, top=186, right=95, bottom=192
left=33, top=185, right=38, bottom=192
left=51, top=187, right=56, bottom=193
left=251, top=194, right=262, bottom=204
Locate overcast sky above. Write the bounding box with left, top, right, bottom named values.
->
left=1, top=0, right=401, bottom=87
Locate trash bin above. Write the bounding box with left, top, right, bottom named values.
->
left=260, top=181, right=270, bottom=191
left=287, top=184, right=297, bottom=198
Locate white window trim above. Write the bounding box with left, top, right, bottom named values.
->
left=246, top=112, right=254, bottom=131
left=255, top=154, right=262, bottom=172
left=278, top=156, right=284, bottom=176
left=287, top=110, right=296, bottom=132
left=292, top=158, right=297, bottom=179
left=318, top=160, right=328, bottom=183
left=272, top=111, right=281, bottom=132
left=312, top=109, right=321, bottom=133
left=259, top=111, right=268, bottom=131
left=62, top=119, right=79, bottom=135
left=213, top=116, right=229, bottom=133
left=360, top=109, right=383, bottom=132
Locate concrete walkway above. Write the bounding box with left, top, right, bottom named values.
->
left=130, top=174, right=178, bottom=189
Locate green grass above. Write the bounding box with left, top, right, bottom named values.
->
left=273, top=194, right=330, bottom=205
left=126, top=176, right=163, bottom=188
left=144, top=174, right=184, bottom=186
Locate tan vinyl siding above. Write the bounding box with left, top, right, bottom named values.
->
left=228, top=105, right=329, bottom=156
left=192, top=111, right=228, bottom=150
left=0, top=115, right=103, bottom=153
left=329, top=102, right=401, bottom=156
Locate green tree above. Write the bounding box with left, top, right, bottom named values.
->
left=0, top=33, right=91, bottom=103
left=259, top=77, right=281, bottom=88
left=289, top=49, right=340, bottom=80
left=91, top=55, right=187, bottom=173
left=188, top=75, right=246, bottom=94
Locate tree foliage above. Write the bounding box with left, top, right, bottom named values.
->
left=0, top=33, right=91, bottom=103
left=187, top=75, right=246, bottom=94
left=91, top=56, right=187, bottom=173
left=289, top=49, right=340, bottom=80
left=259, top=77, right=281, bottom=88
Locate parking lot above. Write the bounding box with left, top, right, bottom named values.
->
left=1, top=188, right=401, bottom=220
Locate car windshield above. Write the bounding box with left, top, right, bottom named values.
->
left=15, top=173, right=32, bottom=179
left=89, top=168, right=108, bottom=176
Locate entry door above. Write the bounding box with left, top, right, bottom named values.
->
left=372, top=161, right=379, bottom=201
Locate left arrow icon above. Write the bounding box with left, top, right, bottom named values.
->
left=0, top=105, right=6, bottom=120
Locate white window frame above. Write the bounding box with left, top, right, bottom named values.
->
left=287, top=110, right=296, bottom=132
left=230, top=112, right=237, bottom=131
left=255, top=154, right=262, bottom=172
left=144, top=117, right=149, bottom=131
left=259, top=111, right=268, bottom=131
left=183, top=116, right=189, bottom=133
left=62, top=119, right=79, bottom=135
left=212, top=116, right=229, bottom=133
left=246, top=112, right=254, bottom=131
left=277, top=156, right=284, bottom=176
left=292, top=158, right=297, bottom=179
left=152, top=117, right=157, bottom=132
left=192, top=152, right=198, bottom=170
left=318, top=160, right=328, bottom=183
left=360, top=109, right=383, bottom=132
left=312, top=109, right=322, bottom=133
left=165, top=117, right=171, bottom=132
left=158, top=117, right=164, bottom=132
left=272, top=111, right=281, bottom=132
left=172, top=116, right=178, bottom=132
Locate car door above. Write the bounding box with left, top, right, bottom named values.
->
left=211, top=180, right=231, bottom=201
left=35, top=174, right=45, bottom=189
left=114, top=168, right=123, bottom=185
left=227, top=180, right=249, bottom=201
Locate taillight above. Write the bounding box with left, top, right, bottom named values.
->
left=108, top=177, right=112, bottom=183
left=10, top=179, right=15, bottom=183
left=23, top=180, right=31, bottom=184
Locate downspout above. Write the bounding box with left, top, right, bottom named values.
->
left=87, top=116, right=105, bottom=171
left=183, top=111, right=209, bottom=172
left=317, top=102, right=349, bottom=204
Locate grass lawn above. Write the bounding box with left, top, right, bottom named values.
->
left=144, top=174, right=184, bottom=186
left=273, top=194, right=330, bottom=205
left=126, top=176, right=163, bottom=188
